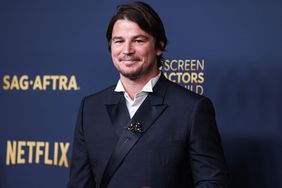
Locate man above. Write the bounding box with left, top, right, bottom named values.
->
left=68, top=1, right=229, bottom=188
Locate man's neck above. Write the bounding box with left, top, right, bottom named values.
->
left=120, top=70, right=159, bottom=100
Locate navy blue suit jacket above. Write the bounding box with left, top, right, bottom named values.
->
left=67, top=75, right=229, bottom=188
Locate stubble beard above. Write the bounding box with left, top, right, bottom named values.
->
left=117, top=59, right=156, bottom=81
left=115, top=55, right=157, bottom=80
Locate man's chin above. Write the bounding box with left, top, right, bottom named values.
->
left=120, top=71, right=142, bottom=80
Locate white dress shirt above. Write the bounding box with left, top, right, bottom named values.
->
left=114, top=73, right=161, bottom=118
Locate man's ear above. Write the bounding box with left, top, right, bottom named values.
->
left=156, top=41, right=165, bottom=56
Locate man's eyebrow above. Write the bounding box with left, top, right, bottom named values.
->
left=112, top=35, right=149, bottom=40
left=133, top=35, right=149, bottom=40
left=112, top=36, right=124, bottom=41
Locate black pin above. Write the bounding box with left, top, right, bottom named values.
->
left=127, top=122, right=143, bottom=133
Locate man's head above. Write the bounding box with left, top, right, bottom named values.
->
left=106, top=1, right=167, bottom=71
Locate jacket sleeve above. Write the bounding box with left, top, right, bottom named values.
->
left=67, top=97, right=96, bottom=188
left=189, top=97, right=230, bottom=188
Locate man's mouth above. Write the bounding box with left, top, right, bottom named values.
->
left=119, top=57, right=141, bottom=64
left=119, top=57, right=140, bottom=61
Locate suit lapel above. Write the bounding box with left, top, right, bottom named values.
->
left=132, top=74, right=168, bottom=134
left=100, top=75, right=169, bottom=188
left=106, top=94, right=131, bottom=137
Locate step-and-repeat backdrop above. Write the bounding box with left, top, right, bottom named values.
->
left=1, top=1, right=281, bottom=187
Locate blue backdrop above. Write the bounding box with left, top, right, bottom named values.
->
left=1, top=0, right=282, bottom=187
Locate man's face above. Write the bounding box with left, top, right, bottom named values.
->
left=111, top=19, right=162, bottom=80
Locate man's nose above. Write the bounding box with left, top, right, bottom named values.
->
left=122, top=42, right=135, bottom=55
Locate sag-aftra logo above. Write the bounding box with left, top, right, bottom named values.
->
left=2, top=74, right=80, bottom=91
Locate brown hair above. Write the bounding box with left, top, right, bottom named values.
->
left=106, top=1, right=167, bottom=67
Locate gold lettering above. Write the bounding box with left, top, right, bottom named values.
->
left=162, top=59, right=205, bottom=71
left=17, top=141, right=26, bottom=164
left=198, top=72, right=204, bottom=84
left=68, top=75, right=78, bottom=90
left=53, top=142, right=58, bottom=165
left=170, top=60, right=178, bottom=71
left=19, top=75, right=29, bottom=90
left=198, top=59, right=204, bottom=71
left=178, top=60, right=184, bottom=70
left=59, top=76, right=68, bottom=90
left=182, top=73, right=190, bottom=84
left=167, top=72, right=176, bottom=83
left=10, top=75, right=20, bottom=90
left=190, top=60, right=196, bottom=71
left=5, top=140, right=70, bottom=167
left=175, top=72, right=182, bottom=83
left=162, top=60, right=170, bottom=71
left=50, top=75, right=59, bottom=90
left=6, top=140, right=16, bottom=165
left=190, top=72, right=198, bottom=83
left=3, top=75, right=10, bottom=90
left=27, top=141, right=35, bottom=163
left=59, top=142, right=69, bottom=167
left=44, top=142, right=52, bottom=165
left=35, top=141, right=44, bottom=163
left=196, top=85, right=204, bottom=95
left=33, top=75, right=42, bottom=90
left=43, top=76, right=51, bottom=90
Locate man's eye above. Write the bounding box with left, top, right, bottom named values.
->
left=135, top=40, right=144, bottom=43
left=114, top=40, right=123, bottom=43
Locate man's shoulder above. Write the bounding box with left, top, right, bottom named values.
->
left=164, top=78, right=204, bottom=101
left=83, top=85, right=116, bottom=104
left=163, top=79, right=213, bottom=110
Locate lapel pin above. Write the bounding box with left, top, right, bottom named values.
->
left=127, top=122, right=143, bottom=133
